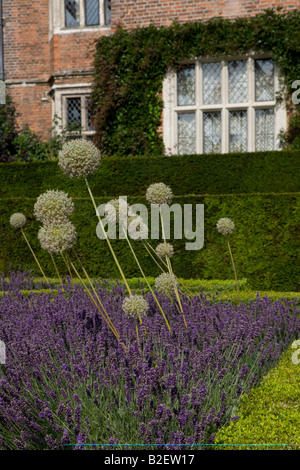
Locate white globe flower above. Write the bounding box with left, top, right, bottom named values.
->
left=122, top=295, right=149, bottom=320
left=155, top=243, right=174, bottom=259
left=10, top=213, right=27, bottom=229
left=155, top=273, right=177, bottom=296
left=216, top=218, right=235, bottom=236
left=34, top=190, right=74, bottom=224
left=146, top=183, right=173, bottom=206
left=38, top=221, right=77, bottom=254
left=58, top=139, right=101, bottom=178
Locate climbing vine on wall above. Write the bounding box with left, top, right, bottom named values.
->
left=92, top=8, right=300, bottom=156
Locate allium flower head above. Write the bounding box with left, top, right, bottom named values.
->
left=10, top=213, right=27, bottom=229
left=216, top=218, right=235, bottom=236
left=122, top=295, right=149, bottom=320
left=128, top=216, right=148, bottom=240
left=146, top=183, right=173, bottom=206
left=156, top=243, right=174, bottom=259
left=104, top=198, right=129, bottom=223
left=155, top=273, right=177, bottom=296
left=34, top=190, right=74, bottom=224
left=58, top=139, right=101, bottom=178
left=38, top=221, right=77, bottom=254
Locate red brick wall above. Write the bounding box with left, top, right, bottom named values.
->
left=110, top=0, right=299, bottom=28
left=2, top=0, right=299, bottom=139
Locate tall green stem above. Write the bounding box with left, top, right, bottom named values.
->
left=84, top=177, right=132, bottom=296
left=122, top=225, right=171, bottom=333
left=226, top=237, right=241, bottom=302
left=21, top=229, right=48, bottom=285
left=159, top=210, right=187, bottom=329
left=50, top=252, right=62, bottom=286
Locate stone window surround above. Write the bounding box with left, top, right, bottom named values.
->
left=51, top=83, right=95, bottom=139
left=50, top=0, right=111, bottom=36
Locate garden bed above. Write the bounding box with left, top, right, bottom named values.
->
left=0, top=272, right=299, bottom=450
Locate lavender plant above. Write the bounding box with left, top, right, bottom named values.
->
left=0, top=274, right=299, bottom=450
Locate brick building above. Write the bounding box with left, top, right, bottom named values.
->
left=1, top=1, right=299, bottom=154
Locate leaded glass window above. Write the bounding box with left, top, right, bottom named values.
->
left=105, top=0, right=111, bottom=25
left=85, top=0, right=100, bottom=26
left=255, top=59, right=274, bottom=102
left=177, top=66, right=195, bottom=106
left=203, top=112, right=221, bottom=154
left=177, top=113, right=196, bottom=155
left=203, top=62, right=221, bottom=104
left=66, top=97, right=81, bottom=130
left=229, top=110, right=247, bottom=152
left=164, top=56, right=283, bottom=155
left=65, top=0, right=80, bottom=27
left=255, top=109, right=274, bottom=151
left=64, top=0, right=110, bottom=28
left=228, top=61, right=247, bottom=103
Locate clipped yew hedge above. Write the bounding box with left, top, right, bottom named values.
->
left=0, top=151, right=299, bottom=291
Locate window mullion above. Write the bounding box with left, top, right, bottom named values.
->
left=222, top=61, right=228, bottom=153
left=79, top=0, right=85, bottom=27
left=248, top=57, right=255, bottom=152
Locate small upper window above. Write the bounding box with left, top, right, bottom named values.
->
left=64, top=0, right=111, bottom=28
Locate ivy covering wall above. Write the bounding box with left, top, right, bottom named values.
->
left=92, top=8, right=300, bottom=156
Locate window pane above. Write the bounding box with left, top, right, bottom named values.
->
left=177, top=65, right=195, bottom=106
left=85, top=97, right=95, bottom=131
left=203, top=112, right=221, bottom=154
left=105, top=0, right=111, bottom=25
left=229, top=110, right=247, bottom=152
left=65, top=0, right=80, bottom=27
left=85, top=0, right=99, bottom=26
left=177, top=113, right=196, bottom=154
left=203, top=62, right=221, bottom=104
left=255, top=59, right=274, bottom=102
left=66, top=97, right=82, bottom=130
left=228, top=61, right=247, bottom=103
left=255, top=109, right=274, bottom=151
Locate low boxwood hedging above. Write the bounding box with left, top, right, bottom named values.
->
left=214, top=342, right=300, bottom=450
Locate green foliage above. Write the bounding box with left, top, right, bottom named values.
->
left=0, top=95, right=18, bottom=162
left=214, top=343, right=300, bottom=450
left=1, top=149, right=299, bottom=291
left=92, top=8, right=300, bottom=155
left=0, top=150, right=299, bottom=198
left=0, top=193, right=299, bottom=291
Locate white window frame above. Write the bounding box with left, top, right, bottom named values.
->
left=50, top=0, right=111, bottom=35
left=163, top=54, right=287, bottom=155
left=51, top=84, right=96, bottom=140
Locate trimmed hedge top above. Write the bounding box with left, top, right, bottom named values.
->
left=0, top=150, right=299, bottom=199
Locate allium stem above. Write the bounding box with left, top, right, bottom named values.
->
left=69, top=258, right=125, bottom=351
left=135, top=319, right=142, bottom=356
left=60, top=251, right=74, bottom=286
left=21, top=229, right=48, bottom=285
left=49, top=252, right=63, bottom=287
left=144, top=242, right=194, bottom=297
left=226, top=237, right=241, bottom=302
left=72, top=249, right=120, bottom=340
left=121, top=225, right=171, bottom=333
left=159, top=210, right=187, bottom=329
left=84, top=177, right=132, bottom=296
